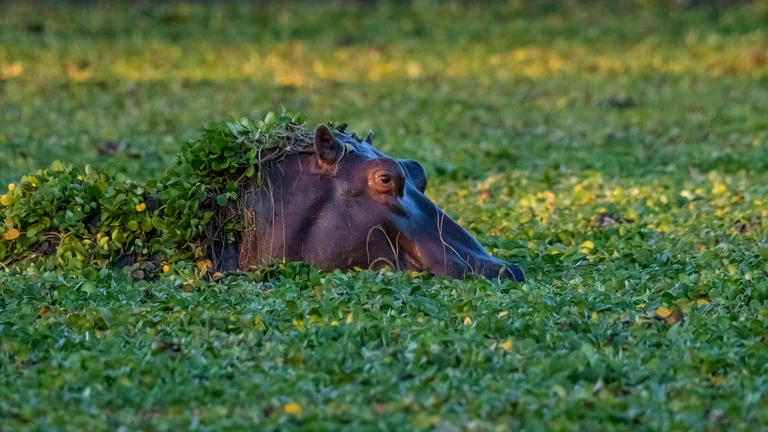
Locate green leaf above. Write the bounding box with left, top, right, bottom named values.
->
left=245, top=165, right=255, bottom=177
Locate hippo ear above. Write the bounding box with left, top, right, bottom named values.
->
left=314, top=125, right=343, bottom=165
left=399, top=159, right=428, bottom=192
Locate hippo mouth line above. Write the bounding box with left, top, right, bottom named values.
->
left=398, top=249, right=425, bottom=274
left=395, top=240, right=472, bottom=279
left=392, top=238, right=524, bottom=281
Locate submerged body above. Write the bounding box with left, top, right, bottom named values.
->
left=234, top=125, right=524, bottom=282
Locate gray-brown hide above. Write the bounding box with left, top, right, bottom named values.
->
left=234, top=125, right=524, bottom=282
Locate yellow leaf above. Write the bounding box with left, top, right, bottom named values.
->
left=196, top=259, right=212, bottom=272
left=696, top=298, right=709, bottom=305
left=7, top=183, right=15, bottom=191
left=497, top=311, right=509, bottom=318
left=253, top=315, right=266, bottom=331
left=0, top=194, right=9, bottom=206
left=405, top=61, right=422, bottom=79
left=284, top=402, right=301, bottom=415
left=4, top=228, right=20, bottom=241
left=655, top=307, right=671, bottom=318
left=499, top=339, right=513, bottom=351
left=463, top=317, right=472, bottom=325
left=66, top=61, right=93, bottom=81
left=135, top=202, right=147, bottom=212
left=0, top=62, right=23, bottom=79
left=330, top=320, right=339, bottom=326
left=346, top=312, right=354, bottom=324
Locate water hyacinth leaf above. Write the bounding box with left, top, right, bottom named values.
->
left=294, top=112, right=308, bottom=125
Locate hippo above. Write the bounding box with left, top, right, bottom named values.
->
left=231, top=125, right=525, bottom=282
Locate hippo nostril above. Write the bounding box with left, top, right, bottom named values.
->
left=501, top=263, right=525, bottom=282
left=474, top=259, right=525, bottom=282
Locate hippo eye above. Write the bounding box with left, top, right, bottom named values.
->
left=370, top=169, right=398, bottom=194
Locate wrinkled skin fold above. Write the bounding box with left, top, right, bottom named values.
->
left=234, top=125, right=525, bottom=282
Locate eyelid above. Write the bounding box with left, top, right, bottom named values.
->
left=370, top=169, right=397, bottom=193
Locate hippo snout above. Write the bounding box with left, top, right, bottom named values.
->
left=467, top=257, right=525, bottom=282
left=410, top=249, right=525, bottom=282
left=495, top=260, right=526, bottom=282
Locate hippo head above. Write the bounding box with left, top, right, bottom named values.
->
left=236, top=125, right=524, bottom=282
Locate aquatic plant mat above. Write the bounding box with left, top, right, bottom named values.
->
left=2, top=1, right=768, bottom=430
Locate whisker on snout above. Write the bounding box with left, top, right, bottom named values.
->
left=368, top=257, right=397, bottom=271
left=366, top=225, right=402, bottom=271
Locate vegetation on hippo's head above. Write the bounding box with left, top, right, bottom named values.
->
left=151, top=109, right=316, bottom=262
left=173, top=110, right=312, bottom=186
left=0, top=110, right=318, bottom=274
